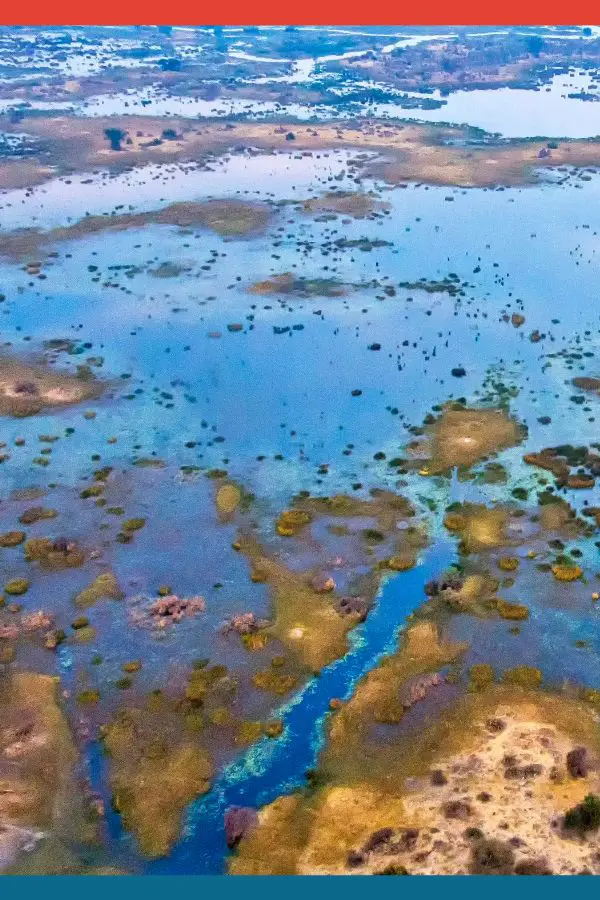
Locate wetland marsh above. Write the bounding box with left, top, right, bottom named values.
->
left=2, top=24, right=600, bottom=876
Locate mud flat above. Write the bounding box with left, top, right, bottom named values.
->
left=300, top=190, right=390, bottom=219
left=0, top=198, right=273, bottom=261
left=4, top=115, right=600, bottom=192
left=0, top=356, right=104, bottom=417
left=416, top=405, right=525, bottom=475
left=248, top=273, right=350, bottom=298
left=0, top=673, right=92, bottom=874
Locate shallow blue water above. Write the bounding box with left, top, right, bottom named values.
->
left=137, top=538, right=456, bottom=873
left=3, top=102, right=600, bottom=875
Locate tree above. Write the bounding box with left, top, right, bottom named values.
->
left=525, top=35, right=545, bottom=57
left=158, top=57, right=181, bottom=71
left=104, top=128, right=126, bottom=151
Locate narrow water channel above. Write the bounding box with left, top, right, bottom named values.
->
left=137, top=538, right=457, bottom=873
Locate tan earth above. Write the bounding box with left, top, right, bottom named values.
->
left=232, top=686, right=600, bottom=875
left=3, top=116, right=600, bottom=192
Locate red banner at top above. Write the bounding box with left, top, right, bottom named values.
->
left=1, top=3, right=596, bottom=25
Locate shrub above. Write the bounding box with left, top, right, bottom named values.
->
left=564, top=794, right=600, bottom=833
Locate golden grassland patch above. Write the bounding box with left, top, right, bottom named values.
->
left=232, top=680, right=600, bottom=874
left=4, top=116, right=600, bottom=196
left=424, top=406, right=523, bottom=474
left=0, top=357, right=103, bottom=417
left=0, top=199, right=273, bottom=261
